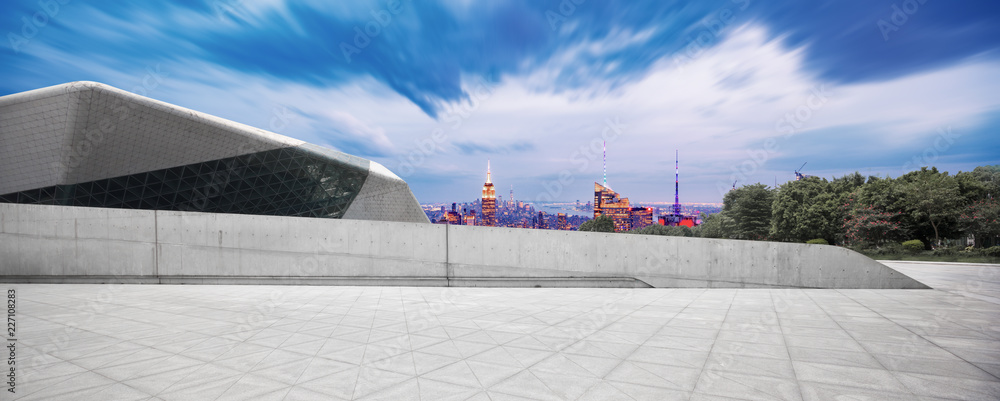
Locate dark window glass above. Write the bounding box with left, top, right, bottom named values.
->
left=0, top=146, right=370, bottom=219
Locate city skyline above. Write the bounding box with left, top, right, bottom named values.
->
left=3, top=1, right=1000, bottom=204
left=422, top=154, right=715, bottom=231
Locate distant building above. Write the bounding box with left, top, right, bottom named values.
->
left=659, top=214, right=696, bottom=227
left=594, top=182, right=635, bottom=232
left=630, top=207, right=653, bottom=230
left=444, top=203, right=462, bottom=225
left=481, top=160, right=496, bottom=227
left=536, top=211, right=547, bottom=229
left=557, top=213, right=568, bottom=230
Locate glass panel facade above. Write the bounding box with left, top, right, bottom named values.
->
left=0, top=146, right=370, bottom=219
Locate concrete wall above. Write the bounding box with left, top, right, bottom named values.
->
left=446, top=225, right=925, bottom=289
left=0, top=203, right=929, bottom=289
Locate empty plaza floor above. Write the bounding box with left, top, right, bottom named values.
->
left=5, top=261, right=1000, bottom=400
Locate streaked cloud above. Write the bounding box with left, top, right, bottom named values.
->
left=2, top=0, right=999, bottom=203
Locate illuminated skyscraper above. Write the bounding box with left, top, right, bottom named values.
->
left=592, top=143, right=655, bottom=232
left=445, top=203, right=462, bottom=225
left=481, top=160, right=496, bottom=227
left=594, top=182, right=632, bottom=232
left=557, top=213, right=568, bottom=230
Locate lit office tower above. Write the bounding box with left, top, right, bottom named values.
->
left=594, top=182, right=632, bottom=232
left=481, top=160, right=497, bottom=227
left=445, top=203, right=462, bottom=225
left=593, top=142, right=650, bottom=232
left=557, top=213, right=568, bottom=230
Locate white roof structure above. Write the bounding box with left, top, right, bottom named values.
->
left=0, top=82, right=428, bottom=223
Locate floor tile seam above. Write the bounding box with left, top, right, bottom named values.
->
left=765, top=289, right=809, bottom=401
left=45, top=351, right=163, bottom=399
left=14, top=378, right=117, bottom=401
left=805, top=290, right=920, bottom=396
left=394, top=287, right=422, bottom=392
left=268, top=299, right=347, bottom=390
left=148, top=293, right=307, bottom=400
left=344, top=287, right=388, bottom=400
left=7, top=363, right=119, bottom=400
left=484, top=290, right=676, bottom=401
left=833, top=288, right=1000, bottom=381
left=668, top=288, right=732, bottom=401
left=859, top=288, right=999, bottom=335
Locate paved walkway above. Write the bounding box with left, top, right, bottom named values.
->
left=882, top=261, right=1000, bottom=305
left=5, top=262, right=1000, bottom=400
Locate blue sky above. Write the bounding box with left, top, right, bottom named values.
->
left=3, top=0, right=1000, bottom=203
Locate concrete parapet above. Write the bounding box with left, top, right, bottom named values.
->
left=0, top=203, right=929, bottom=289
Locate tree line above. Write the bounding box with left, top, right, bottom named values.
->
left=582, top=165, right=1000, bottom=252
left=701, top=165, right=1000, bottom=250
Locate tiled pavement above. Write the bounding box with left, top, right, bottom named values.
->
left=5, top=262, right=1000, bottom=400
left=882, top=261, right=1000, bottom=305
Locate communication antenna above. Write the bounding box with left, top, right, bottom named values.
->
left=674, top=150, right=681, bottom=215
left=603, top=141, right=607, bottom=187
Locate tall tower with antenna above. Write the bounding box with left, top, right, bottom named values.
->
left=603, top=140, right=608, bottom=188
left=481, top=160, right=496, bottom=226
left=673, top=150, right=682, bottom=216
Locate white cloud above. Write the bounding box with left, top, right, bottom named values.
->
left=402, top=23, right=1000, bottom=202
left=21, top=21, right=999, bottom=203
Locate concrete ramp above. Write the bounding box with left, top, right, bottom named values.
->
left=445, top=225, right=927, bottom=289
left=0, top=203, right=929, bottom=289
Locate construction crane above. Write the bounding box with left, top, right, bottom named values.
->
left=795, top=162, right=811, bottom=181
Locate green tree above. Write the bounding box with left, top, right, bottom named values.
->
left=770, top=177, right=843, bottom=243
left=724, top=183, right=774, bottom=240
left=899, top=167, right=962, bottom=246
left=842, top=194, right=906, bottom=247
left=578, top=215, right=615, bottom=232
left=971, top=165, right=1000, bottom=198
left=698, top=211, right=736, bottom=239
left=628, top=224, right=693, bottom=237
left=955, top=170, right=988, bottom=203
left=959, top=198, right=1000, bottom=248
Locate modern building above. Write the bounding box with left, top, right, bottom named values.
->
left=444, top=203, right=462, bottom=224
left=480, top=160, right=496, bottom=226
left=557, top=213, right=568, bottom=230
left=463, top=212, right=477, bottom=226
left=0, top=82, right=428, bottom=223
left=629, top=207, right=653, bottom=230
left=593, top=182, right=634, bottom=232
